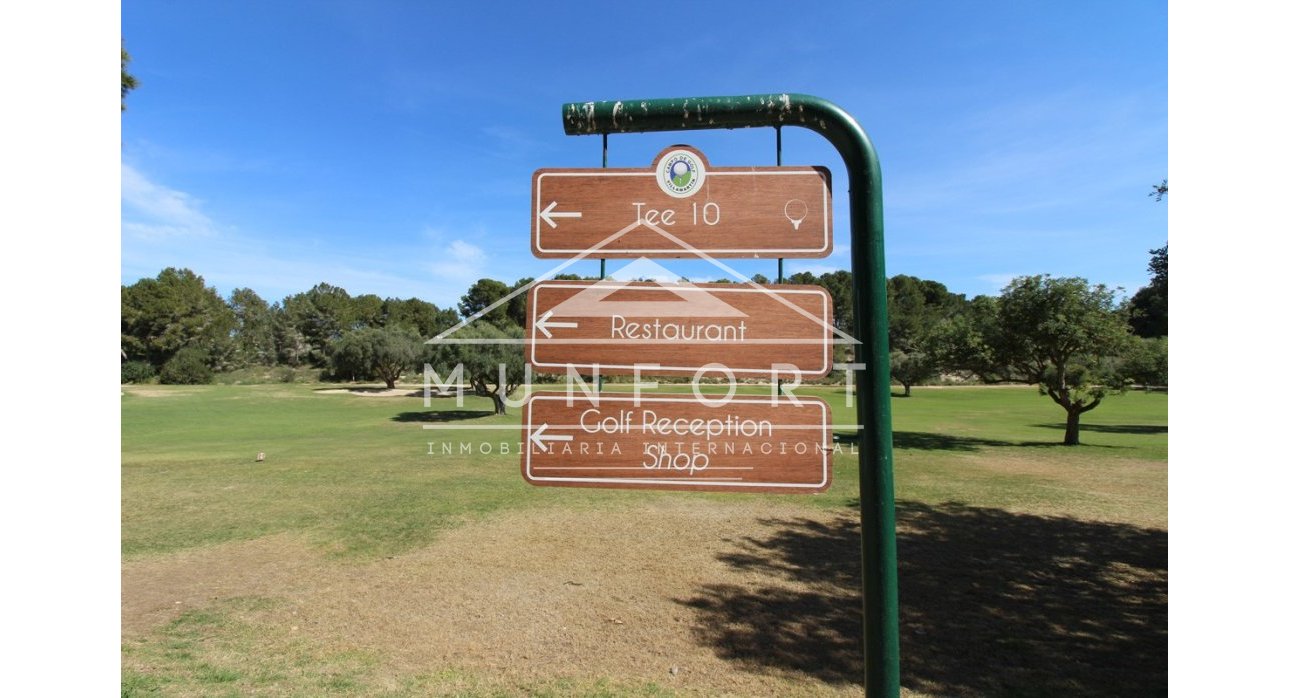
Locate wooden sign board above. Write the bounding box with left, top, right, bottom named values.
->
left=532, top=146, right=831, bottom=258
left=526, top=280, right=834, bottom=378
left=522, top=392, right=832, bottom=493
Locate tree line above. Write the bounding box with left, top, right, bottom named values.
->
left=121, top=245, right=1165, bottom=444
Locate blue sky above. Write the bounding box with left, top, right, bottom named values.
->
left=121, top=1, right=1167, bottom=308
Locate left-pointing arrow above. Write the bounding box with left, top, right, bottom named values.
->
left=529, top=423, right=574, bottom=453
left=535, top=310, right=579, bottom=339
left=540, top=201, right=582, bottom=229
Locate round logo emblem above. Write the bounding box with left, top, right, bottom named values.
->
left=655, top=148, right=705, bottom=198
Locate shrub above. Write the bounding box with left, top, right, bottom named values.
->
left=159, top=347, right=214, bottom=385
left=121, top=360, right=156, bottom=384
left=1119, top=336, right=1168, bottom=389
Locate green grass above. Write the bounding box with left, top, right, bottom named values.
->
left=123, top=383, right=531, bottom=557
left=123, top=382, right=1166, bottom=695
left=123, top=383, right=1167, bottom=559
left=885, top=386, right=1168, bottom=527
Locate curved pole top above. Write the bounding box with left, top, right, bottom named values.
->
left=562, top=93, right=879, bottom=180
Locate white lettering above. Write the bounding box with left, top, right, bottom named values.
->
left=638, top=409, right=773, bottom=438
left=579, top=408, right=634, bottom=435
left=633, top=202, right=676, bottom=227
left=641, top=443, right=710, bottom=475
left=608, top=316, right=747, bottom=343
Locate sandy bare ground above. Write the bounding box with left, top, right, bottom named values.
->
left=122, top=387, right=200, bottom=398
left=123, top=500, right=868, bottom=695
left=314, top=387, right=425, bottom=397
left=123, top=496, right=1166, bottom=696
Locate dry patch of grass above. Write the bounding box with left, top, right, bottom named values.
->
left=124, top=495, right=1163, bottom=696
left=314, top=388, right=424, bottom=397
left=124, top=501, right=873, bottom=696
left=954, top=453, right=1168, bottom=529
left=122, top=386, right=200, bottom=398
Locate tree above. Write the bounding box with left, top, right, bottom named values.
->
left=506, top=277, right=533, bottom=328
left=1150, top=179, right=1168, bottom=202
left=228, top=288, right=275, bottom=367
left=159, top=346, right=214, bottom=384
left=383, top=297, right=458, bottom=338
left=330, top=326, right=422, bottom=388
left=121, top=268, right=235, bottom=369
left=885, top=275, right=966, bottom=396
left=1119, top=336, right=1168, bottom=389
left=934, top=294, right=1014, bottom=383
left=369, top=326, right=421, bottom=387
left=458, top=279, right=515, bottom=328
left=428, top=321, right=525, bottom=414
left=889, top=350, right=939, bottom=397
left=787, top=271, right=818, bottom=286
left=121, top=44, right=138, bottom=111
left=818, top=270, right=855, bottom=336
left=350, top=294, right=385, bottom=330
left=280, top=283, right=354, bottom=365
left=1127, top=244, right=1167, bottom=338
left=271, top=303, right=309, bottom=367
left=990, top=275, right=1132, bottom=445
left=1147, top=244, right=1167, bottom=285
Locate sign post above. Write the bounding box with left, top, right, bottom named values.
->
left=561, top=94, right=900, bottom=696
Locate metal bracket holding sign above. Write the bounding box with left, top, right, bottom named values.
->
left=557, top=94, right=900, bottom=696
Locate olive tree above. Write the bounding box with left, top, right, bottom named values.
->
left=426, top=322, right=525, bottom=414
left=989, top=275, right=1131, bottom=445
left=330, top=326, right=422, bottom=389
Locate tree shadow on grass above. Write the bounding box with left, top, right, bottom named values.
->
left=677, top=502, right=1166, bottom=696
left=390, top=410, right=493, bottom=423
left=1031, top=423, right=1168, bottom=435
left=838, top=431, right=1076, bottom=452
left=893, top=431, right=1012, bottom=451
left=313, top=386, right=421, bottom=395
left=834, top=430, right=1128, bottom=451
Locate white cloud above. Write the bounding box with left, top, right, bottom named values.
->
left=977, top=273, right=1023, bottom=291
left=447, top=239, right=484, bottom=263
left=121, top=164, right=215, bottom=239
left=119, top=171, right=482, bottom=306
left=428, top=239, right=488, bottom=279
left=122, top=229, right=477, bottom=307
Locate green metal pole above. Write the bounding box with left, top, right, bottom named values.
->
left=776, top=125, right=783, bottom=397
left=563, top=94, right=899, bottom=696
left=598, top=134, right=608, bottom=394
left=598, top=256, right=605, bottom=393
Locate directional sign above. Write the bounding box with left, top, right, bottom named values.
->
left=522, top=392, right=832, bottom=493
left=532, top=146, right=831, bottom=258
left=525, top=280, right=834, bottom=378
